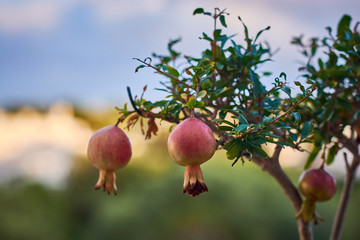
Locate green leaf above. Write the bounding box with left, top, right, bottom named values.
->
left=254, top=26, right=270, bottom=43
left=218, top=119, right=236, bottom=127
left=201, top=79, right=212, bottom=89
left=301, top=121, right=312, bottom=140
left=194, top=101, right=205, bottom=108
left=238, top=16, right=251, bottom=47
left=155, top=88, right=171, bottom=93
left=292, top=112, right=301, bottom=123
left=197, top=90, right=207, bottom=98
left=249, top=69, right=265, bottom=96
left=263, top=116, right=274, bottom=125
left=143, top=101, right=153, bottom=111
left=281, top=87, right=291, bottom=98
left=246, top=141, right=268, bottom=159
left=193, top=8, right=204, bottom=15
left=219, top=15, right=227, bottom=28
left=218, top=125, right=234, bottom=132
left=166, top=65, right=180, bottom=78
left=219, top=110, right=227, bottom=120
left=294, top=81, right=305, bottom=93
left=288, top=131, right=298, bottom=142
left=135, top=64, right=146, bottom=72
left=337, top=15, right=351, bottom=38
left=169, top=125, right=175, bottom=133
left=264, top=131, right=280, bottom=139
left=235, top=124, right=249, bottom=134
left=327, top=144, right=339, bottom=165
left=187, top=96, right=196, bottom=109
left=226, top=139, right=245, bottom=160
left=238, top=113, right=249, bottom=125
left=304, top=144, right=321, bottom=169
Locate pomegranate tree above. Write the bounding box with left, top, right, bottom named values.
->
left=87, top=124, right=132, bottom=195
left=296, top=168, right=337, bottom=223
left=167, top=117, right=217, bottom=197
left=88, top=7, right=360, bottom=240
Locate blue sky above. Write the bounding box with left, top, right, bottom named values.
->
left=0, top=0, right=359, bottom=109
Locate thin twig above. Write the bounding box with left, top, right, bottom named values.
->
left=251, top=85, right=316, bottom=135
left=134, top=58, right=192, bottom=88
left=343, top=152, right=350, bottom=172
left=127, top=86, right=143, bottom=116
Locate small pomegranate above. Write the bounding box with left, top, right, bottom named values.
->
left=87, top=124, right=132, bottom=195
left=296, top=168, right=337, bottom=223
left=167, top=117, right=217, bottom=197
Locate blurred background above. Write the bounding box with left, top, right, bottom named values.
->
left=1, top=0, right=360, bottom=239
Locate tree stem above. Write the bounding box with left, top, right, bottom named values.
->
left=330, top=154, right=360, bottom=240
left=252, top=156, right=313, bottom=240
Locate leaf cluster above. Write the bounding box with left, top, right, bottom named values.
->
left=117, top=8, right=315, bottom=164
left=292, top=15, right=360, bottom=168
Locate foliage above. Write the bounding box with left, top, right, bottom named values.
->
left=111, top=7, right=359, bottom=240
left=292, top=15, right=360, bottom=168
left=116, top=8, right=315, bottom=165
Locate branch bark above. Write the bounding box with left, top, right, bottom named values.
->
left=252, top=155, right=313, bottom=240
left=330, top=154, right=360, bottom=240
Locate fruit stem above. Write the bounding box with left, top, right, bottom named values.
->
left=115, top=118, right=121, bottom=127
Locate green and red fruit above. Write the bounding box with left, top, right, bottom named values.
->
left=299, top=168, right=337, bottom=202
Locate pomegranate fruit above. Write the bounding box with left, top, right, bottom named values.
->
left=296, top=168, right=337, bottom=223
left=299, top=168, right=337, bottom=202
left=87, top=125, right=132, bottom=195
left=167, top=117, right=217, bottom=197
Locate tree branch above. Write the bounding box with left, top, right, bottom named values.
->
left=251, top=156, right=313, bottom=240
left=250, top=85, right=316, bottom=135
left=330, top=154, right=360, bottom=240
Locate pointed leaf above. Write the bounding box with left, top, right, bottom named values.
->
left=327, top=143, right=339, bottom=165
left=337, top=15, right=351, bottom=38
left=235, top=124, right=249, bottom=134
left=249, top=69, right=265, bottom=96
left=238, top=113, right=249, bottom=125
left=166, top=65, right=180, bottom=78
left=193, top=8, right=204, bottom=15
left=304, top=144, right=321, bottom=169
left=247, top=141, right=268, bottom=159
left=292, top=112, right=301, bottom=123
left=187, top=96, right=196, bottom=109
left=135, top=64, right=146, bottom=72
left=226, top=139, right=245, bottom=160
left=281, top=87, right=292, bottom=98
left=194, top=101, right=205, bottom=108
left=301, top=121, right=312, bottom=140
left=254, top=26, right=270, bottom=43
left=263, top=116, right=274, bottom=126
left=219, top=15, right=227, bottom=28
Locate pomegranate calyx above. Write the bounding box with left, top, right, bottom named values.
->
left=182, top=165, right=208, bottom=197
left=296, top=198, right=324, bottom=224
left=94, top=169, right=118, bottom=195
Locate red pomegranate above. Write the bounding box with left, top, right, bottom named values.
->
left=87, top=125, right=132, bottom=195
left=299, top=168, right=337, bottom=202
left=167, top=117, right=217, bottom=196
left=296, top=168, right=337, bottom=223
